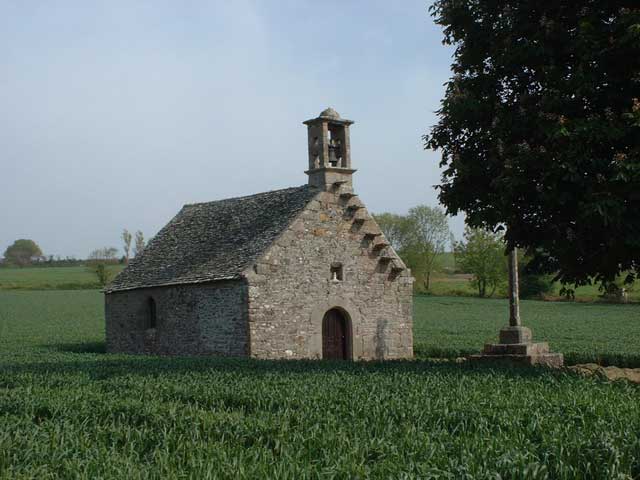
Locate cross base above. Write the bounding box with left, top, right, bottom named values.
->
left=468, top=329, right=564, bottom=368
left=499, top=325, right=532, bottom=344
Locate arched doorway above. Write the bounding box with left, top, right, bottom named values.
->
left=322, top=308, right=350, bottom=360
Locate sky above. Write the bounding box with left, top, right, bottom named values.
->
left=1, top=0, right=461, bottom=259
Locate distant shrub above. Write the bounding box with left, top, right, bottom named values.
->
left=520, top=273, right=555, bottom=299
left=454, top=227, right=507, bottom=298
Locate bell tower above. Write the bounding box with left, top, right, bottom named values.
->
left=303, top=108, right=356, bottom=189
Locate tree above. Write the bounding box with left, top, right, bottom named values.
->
left=599, top=276, right=631, bottom=303
left=91, top=264, right=112, bottom=287
left=122, top=229, right=132, bottom=264
left=455, top=227, right=507, bottom=297
left=86, top=247, right=118, bottom=287
left=3, top=239, right=43, bottom=267
left=88, top=247, right=118, bottom=261
left=372, top=213, right=413, bottom=251
left=403, top=205, right=452, bottom=291
left=134, top=231, right=145, bottom=257
left=518, top=255, right=556, bottom=299
left=425, top=2, right=640, bottom=288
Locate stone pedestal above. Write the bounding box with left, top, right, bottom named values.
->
left=499, top=325, right=532, bottom=344
left=469, top=326, right=563, bottom=367
left=469, top=325, right=564, bottom=367
left=469, top=341, right=564, bottom=367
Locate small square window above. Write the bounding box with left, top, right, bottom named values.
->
left=330, top=263, right=343, bottom=282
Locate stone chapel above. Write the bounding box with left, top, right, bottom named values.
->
left=105, top=108, right=414, bottom=360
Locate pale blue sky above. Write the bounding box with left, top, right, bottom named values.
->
left=1, top=0, right=461, bottom=258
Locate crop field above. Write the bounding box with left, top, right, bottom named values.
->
left=414, top=296, right=640, bottom=367
left=0, top=266, right=123, bottom=290
left=1, top=290, right=640, bottom=478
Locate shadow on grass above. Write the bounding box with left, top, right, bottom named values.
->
left=415, top=345, right=640, bottom=369
left=46, top=341, right=107, bottom=354
left=34, top=341, right=640, bottom=375
left=2, top=352, right=575, bottom=384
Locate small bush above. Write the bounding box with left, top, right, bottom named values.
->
left=519, top=274, right=555, bottom=299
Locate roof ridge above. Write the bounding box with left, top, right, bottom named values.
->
left=106, top=183, right=320, bottom=293
left=183, top=184, right=313, bottom=208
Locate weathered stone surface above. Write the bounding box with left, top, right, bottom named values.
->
left=105, top=281, right=248, bottom=356
left=499, top=326, right=532, bottom=344
left=468, top=350, right=564, bottom=368
left=470, top=337, right=563, bottom=368
left=481, top=342, right=549, bottom=356
left=244, top=186, right=413, bottom=361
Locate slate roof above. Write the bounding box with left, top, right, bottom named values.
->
left=106, top=185, right=319, bottom=293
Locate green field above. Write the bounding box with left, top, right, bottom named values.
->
left=1, top=290, right=640, bottom=477
left=414, top=295, right=640, bottom=367
left=0, top=265, right=123, bottom=290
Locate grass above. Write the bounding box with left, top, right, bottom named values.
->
left=0, top=265, right=124, bottom=290
left=413, top=295, right=640, bottom=367
left=1, top=290, right=640, bottom=477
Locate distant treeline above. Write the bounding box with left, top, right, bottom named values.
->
left=0, top=256, right=123, bottom=268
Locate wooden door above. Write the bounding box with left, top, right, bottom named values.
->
left=322, top=309, right=348, bottom=360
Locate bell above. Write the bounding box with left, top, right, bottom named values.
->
left=328, top=142, right=339, bottom=167
left=328, top=139, right=343, bottom=168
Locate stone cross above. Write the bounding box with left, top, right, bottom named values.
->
left=508, top=248, right=520, bottom=326
left=499, top=247, right=532, bottom=344
left=470, top=244, right=564, bottom=366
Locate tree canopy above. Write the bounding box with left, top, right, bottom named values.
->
left=372, top=213, right=413, bottom=252
left=134, top=231, right=145, bottom=257
left=404, top=206, right=452, bottom=291
left=88, top=247, right=118, bottom=262
left=3, top=239, right=43, bottom=266
left=375, top=206, right=452, bottom=291
left=455, top=227, right=507, bottom=298
left=425, top=1, right=640, bottom=287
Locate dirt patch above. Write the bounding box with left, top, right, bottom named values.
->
left=569, top=363, right=640, bottom=384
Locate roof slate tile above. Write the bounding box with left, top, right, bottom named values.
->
left=106, top=185, right=319, bottom=292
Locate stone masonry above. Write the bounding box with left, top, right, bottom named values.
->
left=244, top=187, right=413, bottom=360
left=105, top=282, right=248, bottom=356
left=104, top=108, right=414, bottom=360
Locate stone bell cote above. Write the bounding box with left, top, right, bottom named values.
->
left=303, top=108, right=356, bottom=189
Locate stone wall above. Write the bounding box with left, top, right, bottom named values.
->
left=105, top=281, right=248, bottom=356
left=244, top=188, right=414, bottom=360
